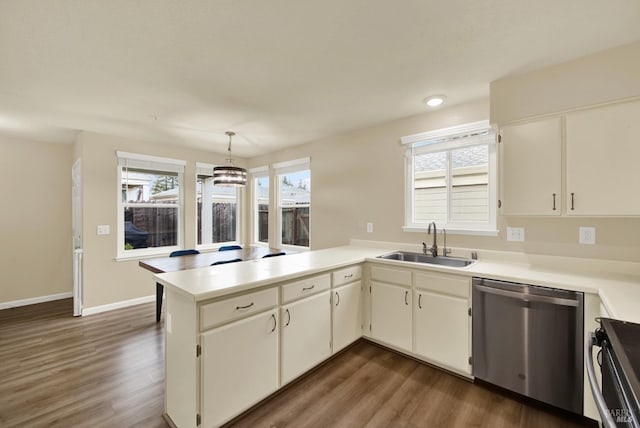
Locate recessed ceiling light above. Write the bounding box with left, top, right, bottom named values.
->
left=424, top=95, right=446, bottom=108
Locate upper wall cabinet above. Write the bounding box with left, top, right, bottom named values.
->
left=499, top=117, right=562, bottom=216
left=565, top=100, right=640, bottom=216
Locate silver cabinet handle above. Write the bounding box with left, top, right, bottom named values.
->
left=302, top=285, right=315, bottom=291
left=335, top=292, right=340, bottom=306
left=270, top=313, right=277, bottom=333
left=344, top=273, right=353, bottom=279
left=404, top=290, right=408, bottom=306
left=418, top=294, right=422, bottom=309
left=285, top=308, right=291, bottom=326
left=235, top=302, right=254, bottom=310
left=586, top=333, right=616, bottom=428
left=474, top=283, right=579, bottom=307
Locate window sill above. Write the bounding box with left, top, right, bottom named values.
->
left=402, top=226, right=499, bottom=237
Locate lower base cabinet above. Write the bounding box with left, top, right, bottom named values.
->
left=201, top=309, right=279, bottom=427
left=281, top=290, right=331, bottom=385
left=370, top=281, right=412, bottom=351
left=414, top=289, right=470, bottom=374
left=332, top=281, right=362, bottom=353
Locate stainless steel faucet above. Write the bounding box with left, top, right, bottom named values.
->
left=427, top=221, right=438, bottom=257
left=442, top=228, right=451, bottom=256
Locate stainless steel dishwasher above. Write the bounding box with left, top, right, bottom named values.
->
left=472, top=277, right=584, bottom=414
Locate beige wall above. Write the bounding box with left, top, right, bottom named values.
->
left=74, top=131, right=238, bottom=310
left=0, top=136, right=73, bottom=304
left=490, top=41, right=640, bottom=124
left=247, top=95, right=640, bottom=263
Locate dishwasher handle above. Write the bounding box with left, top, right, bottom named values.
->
left=586, top=332, right=616, bottom=428
left=474, top=283, right=580, bottom=307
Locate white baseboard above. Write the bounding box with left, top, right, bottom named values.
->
left=0, top=292, right=73, bottom=310
left=82, top=295, right=155, bottom=316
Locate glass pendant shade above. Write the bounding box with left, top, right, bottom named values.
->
left=213, top=165, right=247, bottom=186
left=213, top=131, right=247, bottom=187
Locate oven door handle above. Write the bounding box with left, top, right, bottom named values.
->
left=474, top=283, right=579, bottom=307
left=586, top=332, right=616, bottom=428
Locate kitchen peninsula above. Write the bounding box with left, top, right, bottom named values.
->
left=155, top=242, right=640, bottom=427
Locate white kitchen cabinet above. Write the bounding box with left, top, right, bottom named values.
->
left=413, top=272, right=471, bottom=375
left=201, top=309, right=279, bottom=427
left=370, top=281, right=412, bottom=352
left=565, top=100, right=640, bottom=216
left=499, top=117, right=562, bottom=216
left=280, top=290, right=331, bottom=385
left=332, top=281, right=362, bottom=353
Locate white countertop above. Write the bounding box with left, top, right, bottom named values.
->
left=155, top=243, right=640, bottom=324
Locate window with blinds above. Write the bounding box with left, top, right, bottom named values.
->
left=117, top=151, right=186, bottom=258
left=402, top=121, right=497, bottom=234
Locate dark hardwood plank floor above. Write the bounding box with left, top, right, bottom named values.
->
left=0, top=299, right=590, bottom=428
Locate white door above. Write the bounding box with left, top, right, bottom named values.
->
left=332, top=281, right=362, bottom=353
left=72, top=159, right=83, bottom=316
left=500, top=117, right=562, bottom=216
left=281, top=291, right=331, bottom=385
left=371, top=282, right=412, bottom=351
left=201, top=309, right=279, bottom=427
left=414, top=289, right=470, bottom=374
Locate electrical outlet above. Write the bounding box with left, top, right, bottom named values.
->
left=507, top=227, right=525, bottom=242
left=97, top=225, right=110, bottom=235
left=366, top=223, right=374, bottom=233
left=579, top=227, right=596, bottom=245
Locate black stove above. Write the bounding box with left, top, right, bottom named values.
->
left=594, top=318, right=640, bottom=427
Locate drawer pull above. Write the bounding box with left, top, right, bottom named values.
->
left=404, top=290, right=409, bottom=306
left=270, top=313, right=276, bottom=332
left=418, top=294, right=422, bottom=309
left=285, top=308, right=291, bottom=326
left=335, top=292, right=340, bottom=307
left=344, top=273, right=353, bottom=279
left=302, top=285, right=315, bottom=291
left=235, top=302, right=254, bottom=310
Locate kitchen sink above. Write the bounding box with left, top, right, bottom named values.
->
left=377, top=251, right=475, bottom=268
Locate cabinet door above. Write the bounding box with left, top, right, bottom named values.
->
left=281, top=291, right=331, bottom=385
left=201, top=309, right=279, bottom=427
left=566, top=100, right=640, bottom=216
left=332, top=281, right=362, bottom=353
left=414, top=289, right=470, bottom=374
left=370, top=282, right=412, bottom=351
left=500, top=117, right=562, bottom=215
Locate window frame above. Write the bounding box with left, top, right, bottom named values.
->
left=116, top=151, right=186, bottom=260
left=402, top=121, right=498, bottom=236
left=274, top=157, right=311, bottom=251
left=250, top=166, right=270, bottom=247
left=195, top=162, right=242, bottom=251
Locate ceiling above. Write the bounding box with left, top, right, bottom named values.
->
left=1, top=1, right=639, bottom=157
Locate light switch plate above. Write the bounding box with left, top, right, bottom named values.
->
left=97, top=225, right=110, bottom=235
left=579, top=227, right=596, bottom=245
left=507, top=227, right=525, bottom=242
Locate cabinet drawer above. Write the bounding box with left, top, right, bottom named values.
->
left=332, top=265, right=362, bottom=287
left=200, top=287, right=278, bottom=330
left=370, top=265, right=411, bottom=286
left=282, top=274, right=330, bottom=304
left=414, top=272, right=469, bottom=298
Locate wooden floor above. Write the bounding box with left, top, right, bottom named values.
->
left=0, top=299, right=590, bottom=428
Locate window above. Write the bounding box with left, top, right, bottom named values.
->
left=250, top=167, right=269, bottom=245
left=274, top=158, right=311, bottom=248
left=402, top=121, right=497, bottom=235
left=117, top=152, right=186, bottom=258
left=196, top=163, right=240, bottom=249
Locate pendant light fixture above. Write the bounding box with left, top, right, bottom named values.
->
left=213, top=131, right=247, bottom=187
